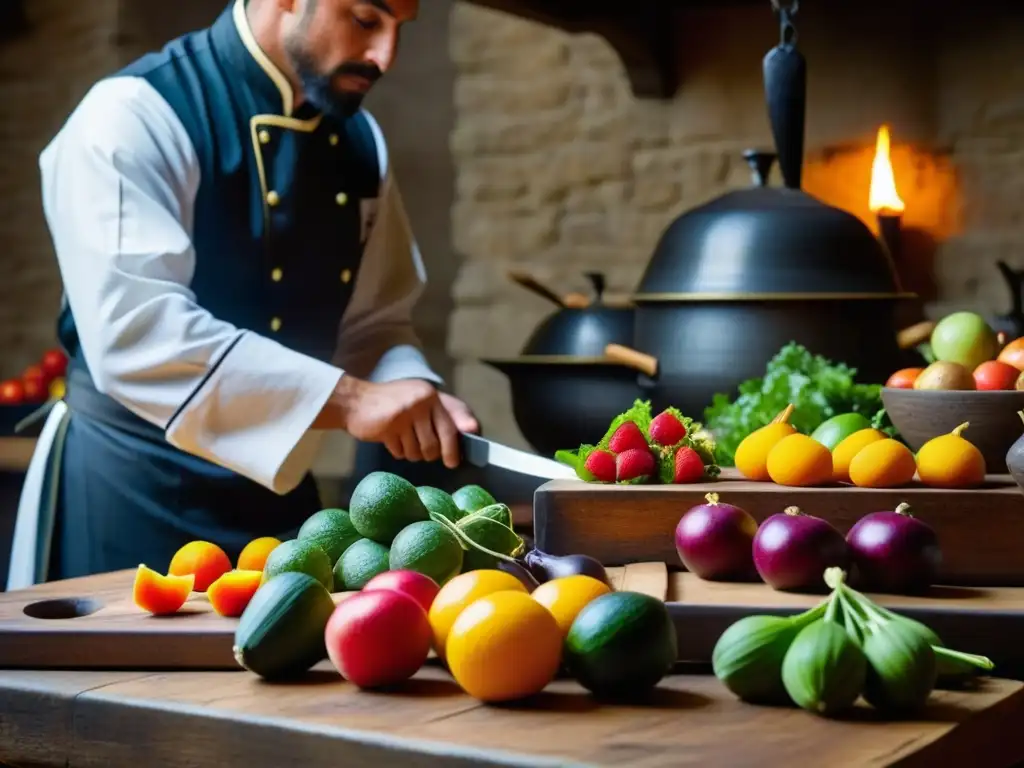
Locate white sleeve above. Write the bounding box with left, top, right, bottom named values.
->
left=40, top=77, right=342, bottom=495
left=335, top=111, right=443, bottom=386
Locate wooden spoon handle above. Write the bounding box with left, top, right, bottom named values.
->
left=897, top=320, right=936, bottom=350
left=604, top=343, right=659, bottom=378
left=506, top=270, right=565, bottom=307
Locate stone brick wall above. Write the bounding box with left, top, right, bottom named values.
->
left=448, top=0, right=1024, bottom=449
left=0, top=0, right=121, bottom=377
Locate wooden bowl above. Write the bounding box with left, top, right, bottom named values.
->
left=881, top=387, right=1024, bottom=473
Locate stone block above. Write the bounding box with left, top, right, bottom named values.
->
left=452, top=201, right=560, bottom=260
left=450, top=104, right=582, bottom=156
left=455, top=73, right=572, bottom=114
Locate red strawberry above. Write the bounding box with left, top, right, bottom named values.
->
left=616, top=448, right=655, bottom=482
left=650, top=410, right=687, bottom=447
left=672, top=446, right=705, bottom=484
left=608, top=421, right=648, bottom=453
left=583, top=449, right=617, bottom=483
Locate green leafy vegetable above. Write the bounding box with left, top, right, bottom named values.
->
left=703, top=342, right=898, bottom=467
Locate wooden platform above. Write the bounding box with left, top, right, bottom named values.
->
left=534, top=469, right=1024, bottom=586
left=4, top=564, right=1024, bottom=677
left=2, top=665, right=1023, bottom=767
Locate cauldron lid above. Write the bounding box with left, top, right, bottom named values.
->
left=520, top=272, right=634, bottom=357
left=635, top=150, right=910, bottom=300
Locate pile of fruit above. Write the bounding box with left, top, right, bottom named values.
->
left=734, top=403, right=986, bottom=489
left=0, top=348, right=68, bottom=405
left=713, top=568, right=994, bottom=718
left=675, top=493, right=943, bottom=595
left=888, top=311, right=1024, bottom=391
left=556, top=399, right=720, bottom=484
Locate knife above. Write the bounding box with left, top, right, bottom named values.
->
left=459, top=433, right=578, bottom=480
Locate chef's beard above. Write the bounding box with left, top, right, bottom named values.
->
left=283, top=30, right=381, bottom=120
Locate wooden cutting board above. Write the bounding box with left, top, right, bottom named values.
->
left=606, top=561, right=1024, bottom=678
left=0, top=570, right=360, bottom=671
left=535, top=469, right=1024, bottom=586
left=4, top=563, right=1024, bottom=676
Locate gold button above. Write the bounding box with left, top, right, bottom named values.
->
left=258, top=129, right=271, bottom=145
left=270, top=317, right=282, bottom=332
left=335, top=192, right=348, bottom=206
left=271, top=268, right=283, bottom=282
left=340, top=269, right=352, bottom=284
left=266, top=190, right=280, bottom=207
left=329, top=134, right=339, bottom=146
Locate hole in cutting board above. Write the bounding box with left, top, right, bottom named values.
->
left=22, top=597, right=104, bottom=620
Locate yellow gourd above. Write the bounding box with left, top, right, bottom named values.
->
left=915, top=422, right=986, bottom=488
left=848, top=438, right=917, bottom=488
left=766, top=433, right=833, bottom=487
left=735, top=405, right=797, bottom=481
left=832, top=428, right=887, bottom=483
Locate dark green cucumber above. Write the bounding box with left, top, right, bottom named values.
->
left=233, top=571, right=336, bottom=680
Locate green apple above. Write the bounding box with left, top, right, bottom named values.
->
left=929, top=312, right=998, bottom=371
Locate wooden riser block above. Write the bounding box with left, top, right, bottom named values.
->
left=535, top=470, right=1024, bottom=586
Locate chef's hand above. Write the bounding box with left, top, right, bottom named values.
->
left=330, top=377, right=473, bottom=469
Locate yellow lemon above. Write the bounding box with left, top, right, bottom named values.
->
left=848, top=439, right=917, bottom=488
left=531, top=575, right=612, bottom=638
left=427, top=569, right=526, bottom=660
left=446, top=590, right=562, bottom=702
left=832, top=428, right=886, bottom=483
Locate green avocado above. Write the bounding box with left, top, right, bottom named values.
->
left=810, top=413, right=873, bottom=451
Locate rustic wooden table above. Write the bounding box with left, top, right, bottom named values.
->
left=2, top=664, right=1024, bottom=768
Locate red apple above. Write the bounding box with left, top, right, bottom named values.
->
left=40, top=349, right=68, bottom=379
left=325, top=589, right=431, bottom=689
left=974, top=360, right=1019, bottom=390
left=0, top=379, right=25, bottom=405
left=362, top=570, right=440, bottom=614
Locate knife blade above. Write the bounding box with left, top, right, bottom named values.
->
left=459, top=433, right=578, bottom=480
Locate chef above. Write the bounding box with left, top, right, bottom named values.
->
left=6, top=0, right=478, bottom=589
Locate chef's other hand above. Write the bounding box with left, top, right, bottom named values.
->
left=439, top=391, right=479, bottom=435
left=335, top=377, right=462, bottom=469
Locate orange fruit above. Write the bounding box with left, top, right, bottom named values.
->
left=237, top=536, right=281, bottom=571
left=206, top=569, right=263, bottom=617
left=446, top=590, right=562, bottom=702
left=998, top=337, right=1024, bottom=370
left=734, top=422, right=796, bottom=482
left=530, top=575, right=611, bottom=637
left=885, top=368, right=923, bottom=389
left=766, top=433, right=833, bottom=487
left=427, top=570, right=527, bottom=660
left=832, top=428, right=886, bottom=483
left=168, top=540, right=232, bottom=592
left=132, top=564, right=194, bottom=615
left=848, top=439, right=917, bottom=488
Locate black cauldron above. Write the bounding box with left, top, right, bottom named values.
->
left=483, top=272, right=643, bottom=456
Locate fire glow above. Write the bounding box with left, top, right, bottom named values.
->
left=868, top=124, right=905, bottom=217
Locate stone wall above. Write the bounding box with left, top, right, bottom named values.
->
left=448, top=0, right=1024, bottom=449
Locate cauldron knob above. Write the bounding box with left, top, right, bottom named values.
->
left=583, top=271, right=606, bottom=302
left=742, top=149, right=777, bottom=188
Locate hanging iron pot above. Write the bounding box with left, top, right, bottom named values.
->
left=602, top=0, right=925, bottom=418
left=482, top=271, right=643, bottom=456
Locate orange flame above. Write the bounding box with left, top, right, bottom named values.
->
left=868, top=124, right=905, bottom=215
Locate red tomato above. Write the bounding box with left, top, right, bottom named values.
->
left=22, top=365, right=47, bottom=387
left=21, top=378, right=48, bottom=403
left=885, top=368, right=924, bottom=389
left=325, top=589, right=431, bottom=689
left=40, top=349, right=68, bottom=379
left=0, top=379, right=25, bottom=405
left=363, top=570, right=440, bottom=614
left=974, top=360, right=1020, bottom=391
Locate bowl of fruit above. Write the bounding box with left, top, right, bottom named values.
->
left=881, top=311, right=1024, bottom=474
left=0, top=348, right=67, bottom=436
